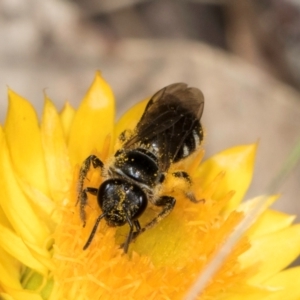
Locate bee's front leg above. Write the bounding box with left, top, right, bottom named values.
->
left=122, top=218, right=142, bottom=253
left=79, top=187, right=98, bottom=227
left=77, top=155, right=104, bottom=226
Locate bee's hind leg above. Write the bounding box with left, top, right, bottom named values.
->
left=172, top=171, right=200, bottom=203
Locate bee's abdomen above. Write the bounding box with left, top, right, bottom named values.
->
left=174, top=121, right=203, bottom=162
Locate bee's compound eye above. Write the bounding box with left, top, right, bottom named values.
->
left=98, top=179, right=148, bottom=226
left=125, top=183, right=148, bottom=219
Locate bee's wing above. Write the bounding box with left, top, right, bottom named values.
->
left=123, top=83, right=204, bottom=171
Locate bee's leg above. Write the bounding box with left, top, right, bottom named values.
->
left=135, top=196, right=176, bottom=239
left=172, top=171, right=199, bottom=203
left=77, top=155, right=104, bottom=225
left=79, top=187, right=98, bottom=227
left=172, top=171, right=192, bottom=184
left=122, top=214, right=142, bottom=253
left=118, top=129, right=132, bottom=143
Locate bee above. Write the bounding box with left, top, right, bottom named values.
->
left=77, top=83, right=204, bottom=253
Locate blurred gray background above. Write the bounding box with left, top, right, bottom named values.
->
left=0, top=0, right=300, bottom=220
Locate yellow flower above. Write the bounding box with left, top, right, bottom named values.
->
left=0, top=72, right=300, bottom=300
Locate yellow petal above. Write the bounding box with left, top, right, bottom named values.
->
left=196, top=144, right=257, bottom=210
left=0, top=223, right=48, bottom=274
left=0, top=205, right=13, bottom=230
left=240, top=224, right=300, bottom=284
left=222, top=286, right=271, bottom=300
left=23, top=273, right=53, bottom=300
left=60, top=102, right=75, bottom=140
left=17, top=182, right=56, bottom=226
left=41, top=96, right=72, bottom=202
left=264, top=266, right=300, bottom=300
left=4, top=89, right=50, bottom=196
left=0, top=248, right=22, bottom=289
left=114, top=98, right=149, bottom=139
left=237, top=195, right=278, bottom=234
left=68, top=72, right=115, bottom=166
left=0, top=127, right=49, bottom=247
left=0, top=286, right=43, bottom=300
left=0, top=292, right=14, bottom=300
left=24, top=239, right=53, bottom=271
left=248, top=209, right=295, bottom=239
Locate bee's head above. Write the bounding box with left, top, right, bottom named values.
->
left=98, top=179, right=148, bottom=227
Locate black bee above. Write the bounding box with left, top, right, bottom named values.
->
left=77, top=83, right=204, bottom=253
